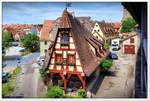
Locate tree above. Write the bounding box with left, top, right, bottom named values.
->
left=101, top=59, right=113, bottom=71
left=2, top=32, right=14, bottom=48
left=120, top=17, right=137, bottom=33
left=21, top=33, right=39, bottom=52
left=46, top=85, right=64, bottom=98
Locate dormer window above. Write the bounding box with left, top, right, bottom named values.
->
left=61, top=33, right=69, bottom=46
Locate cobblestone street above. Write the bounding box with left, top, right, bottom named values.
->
left=93, top=50, right=137, bottom=98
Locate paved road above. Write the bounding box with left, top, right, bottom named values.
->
left=13, top=62, right=40, bottom=98
left=3, top=52, right=40, bottom=68
left=93, top=50, right=136, bottom=98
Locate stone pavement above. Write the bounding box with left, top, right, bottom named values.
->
left=13, top=62, right=40, bottom=98
left=93, top=50, right=136, bottom=98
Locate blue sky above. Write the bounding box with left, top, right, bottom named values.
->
left=2, top=2, right=123, bottom=24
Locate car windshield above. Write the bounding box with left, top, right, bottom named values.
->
left=112, top=44, right=118, bottom=46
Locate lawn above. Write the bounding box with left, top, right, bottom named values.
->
left=2, top=67, right=22, bottom=97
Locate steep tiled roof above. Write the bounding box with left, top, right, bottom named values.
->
left=113, top=22, right=121, bottom=29
left=40, top=20, right=54, bottom=41
left=46, top=9, right=108, bottom=77
left=98, top=21, right=119, bottom=37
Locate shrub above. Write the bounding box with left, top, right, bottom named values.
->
left=13, top=67, right=22, bottom=75
left=39, top=68, right=46, bottom=80
left=46, top=85, right=64, bottom=98
left=104, top=42, right=110, bottom=50
left=2, top=67, right=22, bottom=97
left=101, top=59, right=113, bottom=71
left=2, top=83, right=8, bottom=97
left=77, top=88, right=85, bottom=98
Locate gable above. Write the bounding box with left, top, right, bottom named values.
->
left=45, top=9, right=106, bottom=77
left=91, top=23, right=104, bottom=40
left=48, top=29, right=84, bottom=73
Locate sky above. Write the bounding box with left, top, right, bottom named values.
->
left=2, top=2, right=123, bottom=24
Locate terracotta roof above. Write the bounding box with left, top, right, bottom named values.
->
left=46, top=9, right=108, bottom=77
left=113, top=22, right=121, bottom=29
left=16, top=30, right=26, bottom=38
left=98, top=21, right=119, bottom=37
left=40, top=20, right=54, bottom=40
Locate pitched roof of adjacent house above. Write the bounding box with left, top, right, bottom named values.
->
left=40, top=20, right=54, bottom=41
left=45, top=9, right=108, bottom=77
left=113, top=22, right=121, bottom=30
left=97, top=21, right=119, bottom=37
left=121, top=32, right=138, bottom=42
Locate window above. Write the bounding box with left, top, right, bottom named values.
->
left=97, top=29, right=100, bottom=32
left=96, top=36, right=98, bottom=39
left=45, top=41, right=47, bottom=45
left=56, top=54, right=63, bottom=65
left=130, top=38, right=134, bottom=43
left=44, top=49, right=47, bottom=53
left=68, top=54, right=75, bottom=66
left=61, top=33, right=69, bottom=46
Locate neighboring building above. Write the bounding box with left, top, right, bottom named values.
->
left=14, top=30, right=26, bottom=41
left=44, top=9, right=109, bottom=92
left=91, top=21, right=119, bottom=43
left=40, top=20, right=54, bottom=56
left=36, top=24, right=43, bottom=37
left=31, top=26, right=38, bottom=34
left=112, top=22, right=121, bottom=32
left=121, top=32, right=139, bottom=54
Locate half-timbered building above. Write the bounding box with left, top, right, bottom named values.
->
left=44, top=9, right=109, bottom=92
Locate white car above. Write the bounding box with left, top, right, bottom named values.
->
left=37, top=56, right=45, bottom=66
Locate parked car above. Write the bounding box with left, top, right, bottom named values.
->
left=111, top=44, right=120, bottom=51
left=19, top=48, right=26, bottom=52
left=37, top=56, right=45, bottom=66
left=109, top=52, right=118, bottom=59
left=2, top=72, right=11, bottom=83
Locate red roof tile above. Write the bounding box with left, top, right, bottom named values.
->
left=40, top=20, right=54, bottom=40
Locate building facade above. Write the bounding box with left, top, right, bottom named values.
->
left=44, top=9, right=109, bottom=92
left=40, top=20, right=54, bottom=56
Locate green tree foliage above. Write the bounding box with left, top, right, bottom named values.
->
left=101, top=59, right=113, bottom=71
left=21, top=33, right=39, bottom=52
left=46, top=85, right=64, bottom=98
left=120, top=17, right=137, bottom=33
left=2, top=32, right=14, bottom=48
